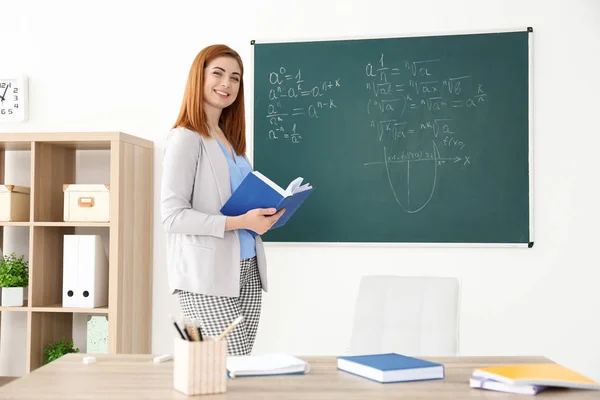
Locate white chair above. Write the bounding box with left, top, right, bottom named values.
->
left=350, top=276, right=460, bottom=356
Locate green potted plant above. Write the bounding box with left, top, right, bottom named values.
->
left=43, top=338, right=79, bottom=365
left=0, top=252, right=29, bottom=307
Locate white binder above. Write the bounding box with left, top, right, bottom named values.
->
left=62, top=236, right=79, bottom=308
left=63, top=235, right=108, bottom=308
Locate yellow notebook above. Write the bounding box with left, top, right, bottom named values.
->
left=473, top=364, right=600, bottom=390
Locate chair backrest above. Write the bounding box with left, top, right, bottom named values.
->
left=350, top=276, right=460, bottom=356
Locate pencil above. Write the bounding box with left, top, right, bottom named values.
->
left=187, top=325, right=201, bottom=342
left=217, top=315, right=244, bottom=341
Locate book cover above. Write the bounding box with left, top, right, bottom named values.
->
left=220, top=171, right=313, bottom=234
left=470, top=376, right=547, bottom=395
left=472, top=364, right=600, bottom=390
left=337, top=353, right=444, bottom=383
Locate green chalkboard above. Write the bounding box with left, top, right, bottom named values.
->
left=253, top=30, right=532, bottom=244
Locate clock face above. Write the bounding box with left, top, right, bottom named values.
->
left=0, top=77, right=27, bottom=122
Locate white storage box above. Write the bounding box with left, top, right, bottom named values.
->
left=63, top=235, right=109, bottom=308
left=63, top=184, right=110, bottom=222
left=0, top=185, right=30, bottom=222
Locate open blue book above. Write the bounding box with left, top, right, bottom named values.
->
left=337, top=353, right=444, bottom=383
left=220, top=171, right=313, bottom=235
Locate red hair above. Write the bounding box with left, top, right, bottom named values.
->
left=173, top=44, right=246, bottom=155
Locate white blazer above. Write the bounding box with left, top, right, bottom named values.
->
left=160, top=127, right=267, bottom=297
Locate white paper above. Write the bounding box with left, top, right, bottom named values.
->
left=253, top=171, right=312, bottom=198
left=227, top=354, right=309, bottom=377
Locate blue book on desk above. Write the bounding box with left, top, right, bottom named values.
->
left=337, top=353, right=444, bottom=383
left=220, top=171, right=313, bottom=235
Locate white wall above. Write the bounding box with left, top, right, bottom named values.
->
left=1, top=0, right=599, bottom=380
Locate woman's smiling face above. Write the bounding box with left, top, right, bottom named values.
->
left=203, top=56, right=242, bottom=111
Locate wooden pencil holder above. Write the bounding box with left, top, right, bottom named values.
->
left=173, top=337, right=228, bottom=396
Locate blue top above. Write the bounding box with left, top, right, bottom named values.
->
left=216, top=139, right=257, bottom=259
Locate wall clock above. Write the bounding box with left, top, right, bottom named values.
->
left=0, top=75, right=28, bottom=122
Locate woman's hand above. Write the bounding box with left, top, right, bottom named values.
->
left=225, top=208, right=286, bottom=234
left=243, top=208, right=286, bottom=235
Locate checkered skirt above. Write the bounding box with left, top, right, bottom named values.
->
left=178, top=257, right=262, bottom=355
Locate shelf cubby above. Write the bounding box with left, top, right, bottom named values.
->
left=28, top=312, right=73, bottom=372
left=30, top=226, right=74, bottom=307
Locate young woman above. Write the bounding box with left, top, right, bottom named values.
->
left=161, top=44, right=285, bottom=355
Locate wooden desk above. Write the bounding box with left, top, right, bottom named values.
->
left=0, top=354, right=598, bottom=399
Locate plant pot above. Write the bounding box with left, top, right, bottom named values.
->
left=1, top=287, right=24, bottom=306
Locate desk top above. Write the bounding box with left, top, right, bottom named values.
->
left=1, top=354, right=598, bottom=399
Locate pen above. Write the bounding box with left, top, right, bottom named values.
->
left=170, top=315, right=186, bottom=340
left=182, top=325, right=193, bottom=341
left=217, top=315, right=244, bottom=341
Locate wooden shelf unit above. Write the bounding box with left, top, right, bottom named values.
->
left=0, top=132, right=153, bottom=374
